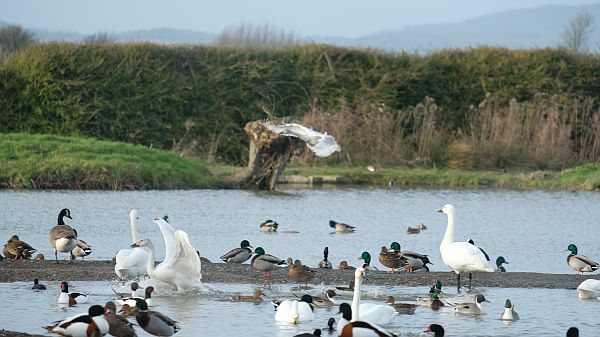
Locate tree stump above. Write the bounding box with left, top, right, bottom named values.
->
left=238, top=121, right=305, bottom=190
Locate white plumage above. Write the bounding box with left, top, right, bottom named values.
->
left=263, top=122, right=341, bottom=157
left=115, top=209, right=150, bottom=279
left=132, top=218, right=202, bottom=291
left=576, top=279, right=600, bottom=299
left=274, top=299, right=314, bottom=324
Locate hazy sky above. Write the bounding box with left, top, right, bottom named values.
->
left=2, top=0, right=599, bottom=37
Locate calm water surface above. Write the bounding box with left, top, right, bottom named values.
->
left=0, top=280, right=599, bottom=336
left=1, top=188, right=599, bottom=274
left=1, top=188, right=600, bottom=336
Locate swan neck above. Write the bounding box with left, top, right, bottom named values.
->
left=130, top=216, right=139, bottom=243
left=144, top=243, right=156, bottom=276
left=351, top=274, right=362, bottom=322
left=442, top=210, right=456, bottom=245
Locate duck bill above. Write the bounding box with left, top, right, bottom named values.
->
left=130, top=243, right=140, bottom=248
left=423, top=326, right=433, bottom=332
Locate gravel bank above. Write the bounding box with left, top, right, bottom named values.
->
left=1, top=259, right=597, bottom=289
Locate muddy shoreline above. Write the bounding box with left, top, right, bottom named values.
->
left=1, top=259, right=597, bottom=289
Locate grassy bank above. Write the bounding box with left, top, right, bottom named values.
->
left=209, top=163, right=600, bottom=191
left=0, top=133, right=219, bottom=189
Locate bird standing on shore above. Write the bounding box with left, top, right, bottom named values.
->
left=3, top=235, right=36, bottom=259
left=358, top=251, right=378, bottom=271
left=318, top=247, right=333, bottom=269
left=220, top=240, right=254, bottom=263
left=49, top=208, right=78, bottom=263
left=289, top=259, right=316, bottom=288
left=565, top=244, right=598, bottom=274
left=438, top=204, right=493, bottom=292
left=71, top=229, right=92, bottom=260
left=379, top=246, right=403, bottom=273
left=495, top=256, right=509, bottom=272
left=251, top=247, right=287, bottom=279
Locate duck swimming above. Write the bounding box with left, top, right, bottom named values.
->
left=135, top=299, right=179, bottom=336
left=104, top=301, right=136, bottom=337
left=58, top=281, right=88, bottom=306
left=46, top=304, right=109, bottom=337
left=260, top=220, right=279, bottom=232
left=230, top=289, right=265, bottom=302
left=499, top=299, right=519, bottom=321
left=32, top=278, right=46, bottom=291
left=423, top=324, right=444, bottom=337
left=451, top=294, right=489, bottom=315
left=565, top=244, right=598, bottom=274
left=385, top=296, right=417, bottom=315
left=329, top=220, right=356, bottom=233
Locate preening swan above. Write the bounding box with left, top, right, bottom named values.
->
left=131, top=218, right=202, bottom=291
left=438, top=204, right=493, bottom=291
left=274, top=294, right=315, bottom=324
left=576, top=279, right=600, bottom=299
left=115, top=209, right=150, bottom=279
left=263, top=121, right=341, bottom=157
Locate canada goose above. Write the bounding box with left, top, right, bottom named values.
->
left=48, top=208, right=77, bottom=263
left=318, top=247, right=333, bottom=269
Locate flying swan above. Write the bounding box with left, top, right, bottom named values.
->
left=262, top=121, right=341, bottom=157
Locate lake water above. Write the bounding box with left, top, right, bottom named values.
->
left=1, top=188, right=599, bottom=274
left=1, top=188, right=600, bottom=336
left=1, top=280, right=599, bottom=336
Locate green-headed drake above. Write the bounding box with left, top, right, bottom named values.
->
left=390, top=242, right=431, bottom=272
left=495, top=256, right=509, bottom=272
left=565, top=244, right=598, bottom=274
left=251, top=247, right=287, bottom=279
left=357, top=251, right=378, bottom=271
left=220, top=240, right=254, bottom=263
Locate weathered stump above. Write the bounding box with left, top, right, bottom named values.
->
left=238, top=121, right=304, bottom=190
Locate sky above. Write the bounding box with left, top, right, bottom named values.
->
left=2, top=0, right=600, bottom=38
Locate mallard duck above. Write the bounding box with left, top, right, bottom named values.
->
left=423, top=324, right=444, bottom=337
left=576, top=279, right=600, bottom=299
left=357, top=251, right=379, bottom=271
left=251, top=247, right=287, bottom=279
left=495, top=256, right=509, bottom=272
left=117, top=286, right=155, bottom=307
left=337, top=302, right=397, bottom=337
left=35, top=253, right=45, bottom=261
left=104, top=301, right=136, bottom=337
left=49, top=208, right=78, bottom=263
left=259, top=219, right=279, bottom=232
left=417, top=290, right=445, bottom=310
left=220, top=240, right=254, bottom=263
left=565, top=244, right=599, bottom=274
left=329, top=220, right=355, bottom=233
left=389, top=242, right=431, bottom=272
left=439, top=204, right=493, bottom=292
left=567, top=327, right=579, bottom=337
left=230, top=289, right=265, bottom=302
left=385, top=296, right=417, bottom=315
left=274, top=294, right=315, bottom=324
left=499, top=299, right=519, bottom=321
left=318, top=247, right=332, bottom=269
left=46, top=304, right=109, bottom=337
left=338, top=260, right=355, bottom=270
left=335, top=280, right=355, bottom=296
left=3, top=235, right=36, bottom=259
left=58, top=281, right=88, bottom=306
left=379, top=246, right=403, bottom=273
left=32, top=278, right=46, bottom=291
left=71, top=231, right=92, bottom=260
left=406, top=227, right=420, bottom=234
left=289, top=259, right=316, bottom=288
left=135, top=299, right=179, bottom=336
left=451, top=294, right=489, bottom=315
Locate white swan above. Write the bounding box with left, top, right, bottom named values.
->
left=114, top=209, right=150, bottom=279
left=274, top=295, right=314, bottom=324
left=439, top=204, right=493, bottom=291
left=263, top=121, right=341, bottom=157
left=576, top=279, right=600, bottom=299
left=132, top=218, right=202, bottom=291
left=335, top=268, right=396, bottom=332
left=336, top=268, right=396, bottom=336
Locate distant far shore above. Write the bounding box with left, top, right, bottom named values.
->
left=0, top=259, right=597, bottom=290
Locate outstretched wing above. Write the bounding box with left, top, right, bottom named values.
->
left=166, top=230, right=202, bottom=280
left=263, top=122, right=341, bottom=157
left=154, top=218, right=177, bottom=263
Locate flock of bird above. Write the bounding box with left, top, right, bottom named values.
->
left=2, top=203, right=599, bottom=337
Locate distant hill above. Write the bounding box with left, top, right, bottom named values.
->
left=2, top=4, right=600, bottom=50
